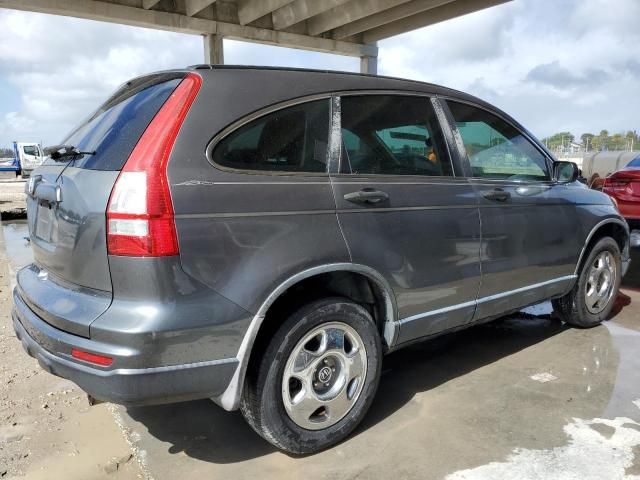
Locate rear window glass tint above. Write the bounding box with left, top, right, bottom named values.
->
left=340, top=95, right=452, bottom=177
left=628, top=156, right=640, bottom=167
left=46, top=74, right=183, bottom=171
left=211, top=99, right=330, bottom=173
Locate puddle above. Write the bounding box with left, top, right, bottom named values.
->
left=1, top=220, right=33, bottom=289
left=2, top=220, right=33, bottom=267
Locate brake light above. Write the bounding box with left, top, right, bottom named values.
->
left=604, top=178, right=630, bottom=189
left=107, top=73, right=201, bottom=256
left=72, top=348, right=113, bottom=367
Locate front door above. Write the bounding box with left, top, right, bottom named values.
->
left=444, top=100, right=582, bottom=320
left=330, top=94, right=481, bottom=346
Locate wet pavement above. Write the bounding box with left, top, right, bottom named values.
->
left=2, top=219, right=640, bottom=479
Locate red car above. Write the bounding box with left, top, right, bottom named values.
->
left=603, top=155, right=640, bottom=229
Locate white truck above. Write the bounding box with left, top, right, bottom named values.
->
left=14, top=142, right=46, bottom=177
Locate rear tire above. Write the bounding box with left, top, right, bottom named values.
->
left=553, top=237, right=621, bottom=328
left=240, top=297, right=382, bottom=454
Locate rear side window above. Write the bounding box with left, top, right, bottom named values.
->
left=447, top=101, right=549, bottom=181
left=46, top=74, right=183, bottom=171
left=340, top=95, right=452, bottom=176
left=628, top=155, right=640, bottom=167
left=211, top=99, right=330, bottom=173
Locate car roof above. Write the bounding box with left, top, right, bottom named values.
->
left=188, top=64, right=483, bottom=103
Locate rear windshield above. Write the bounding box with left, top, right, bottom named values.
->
left=45, top=73, right=183, bottom=170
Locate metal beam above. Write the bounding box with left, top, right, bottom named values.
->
left=0, top=0, right=375, bottom=57
left=362, top=0, right=510, bottom=42
left=332, top=0, right=455, bottom=39
left=307, top=0, right=413, bottom=36
left=142, top=0, right=161, bottom=9
left=272, top=0, right=350, bottom=31
left=236, top=0, right=294, bottom=25
left=185, top=0, right=216, bottom=17
left=203, top=33, right=224, bottom=63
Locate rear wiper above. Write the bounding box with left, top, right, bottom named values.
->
left=44, top=144, right=96, bottom=161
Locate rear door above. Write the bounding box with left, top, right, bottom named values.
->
left=23, top=73, right=183, bottom=335
left=330, top=94, right=481, bottom=346
left=443, top=100, right=582, bottom=320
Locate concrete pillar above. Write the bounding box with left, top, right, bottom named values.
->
left=203, top=34, right=224, bottom=64
left=360, top=54, right=377, bottom=75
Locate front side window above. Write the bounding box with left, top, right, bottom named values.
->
left=340, top=95, right=452, bottom=177
left=447, top=101, right=549, bottom=181
left=211, top=99, right=330, bottom=173
left=23, top=145, right=38, bottom=156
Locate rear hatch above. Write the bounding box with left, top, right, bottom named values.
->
left=21, top=73, right=185, bottom=336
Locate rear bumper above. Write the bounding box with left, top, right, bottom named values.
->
left=12, top=291, right=238, bottom=406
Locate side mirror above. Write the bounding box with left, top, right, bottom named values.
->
left=554, top=161, right=579, bottom=183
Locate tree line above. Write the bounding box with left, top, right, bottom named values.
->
left=542, top=130, right=638, bottom=152
left=0, top=147, right=13, bottom=158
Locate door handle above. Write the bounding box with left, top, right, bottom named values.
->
left=344, top=188, right=389, bottom=204
left=482, top=188, right=511, bottom=202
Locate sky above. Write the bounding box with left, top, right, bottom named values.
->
left=0, top=0, right=639, bottom=148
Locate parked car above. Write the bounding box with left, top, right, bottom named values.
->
left=12, top=67, right=630, bottom=454
left=581, top=151, right=640, bottom=190
left=602, top=156, right=640, bottom=231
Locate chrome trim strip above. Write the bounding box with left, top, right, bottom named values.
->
left=109, top=358, right=237, bottom=375
left=430, top=96, right=458, bottom=177
left=205, top=90, right=452, bottom=178
left=329, top=95, right=342, bottom=174
left=214, top=263, right=397, bottom=411
left=399, top=299, right=476, bottom=325
left=398, top=275, right=577, bottom=326
left=205, top=93, right=334, bottom=176
left=476, top=274, right=576, bottom=304
left=573, top=218, right=629, bottom=276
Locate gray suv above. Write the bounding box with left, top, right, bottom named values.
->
left=12, top=67, right=630, bottom=454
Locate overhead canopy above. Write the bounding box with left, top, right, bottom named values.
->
left=0, top=0, right=511, bottom=72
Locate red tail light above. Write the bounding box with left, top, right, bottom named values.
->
left=603, top=173, right=631, bottom=194
left=107, top=73, right=201, bottom=256
left=604, top=178, right=629, bottom=188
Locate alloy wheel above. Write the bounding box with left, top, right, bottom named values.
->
left=281, top=322, right=367, bottom=430
left=584, top=250, right=617, bottom=314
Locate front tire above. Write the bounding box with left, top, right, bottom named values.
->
left=553, top=237, right=621, bottom=328
left=240, top=297, right=382, bottom=454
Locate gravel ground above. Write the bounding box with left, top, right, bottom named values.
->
left=0, top=225, right=143, bottom=479
left=0, top=179, right=26, bottom=220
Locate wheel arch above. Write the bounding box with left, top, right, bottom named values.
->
left=214, top=263, right=397, bottom=411
left=574, top=218, right=629, bottom=276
